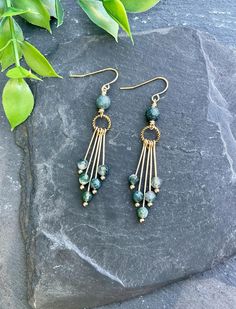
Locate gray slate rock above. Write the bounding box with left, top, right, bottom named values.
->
left=0, top=79, right=29, bottom=308
left=0, top=0, right=236, bottom=307
left=98, top=256, right=236, bottom=309
left=18, top=27, right=236, bottom=309
left=22, top=0, right=236, bottom=48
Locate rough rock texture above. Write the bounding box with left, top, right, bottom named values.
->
left=0, top=79, right=29, bottom=308
left=98, top=256, right=236, bottom=309
left=0, top=1, right=236, bottom=308
left=17, top=27, right=236, bottom=309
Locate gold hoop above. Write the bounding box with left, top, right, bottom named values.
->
left=92, top=114, right=111, bottom=132
left=141, top=125, right=160, bottom=145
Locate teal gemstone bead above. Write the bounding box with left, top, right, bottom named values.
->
left=137, top=207, right=148, bottom=219
left=96, top=95, right=111, bottom=110
left=145, top=191, right=156, bottom=203
left=151, top=176, right=162, bottom=189
left=91, top=178, right=101, bottom=190
left=77, top=159, right=88, bottom=170
left=98, top=164, right=109, bottom=176
left=146, top=107, right=160, bottom=121
left=133, top=191, right=143, bottom=203
left=79, top=173, right=89, bottom=185
left=82, top=191, right=92, bottom=202
left=129, top=174, right=139, bottom=185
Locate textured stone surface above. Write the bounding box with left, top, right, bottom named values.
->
left=18, top=27, right=236, bottom=309
left=0, top=0, right=236, bottom=308
left=98, top=256, right=236, bottom=309
left=0, top=78, right=29, bottom=308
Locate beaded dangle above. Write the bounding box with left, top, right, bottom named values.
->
left=70, top=68, right=118, bottom=207
left=121, top=76, right=169, bottom=223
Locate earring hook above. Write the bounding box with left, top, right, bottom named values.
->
left=70, top=67, right=119, bottom=95
left=120, top=76, right=169, bottom=104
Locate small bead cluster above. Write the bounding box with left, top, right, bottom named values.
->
left=78, top=160, right=109, bottom=206
left=129, top=174, right=162, bottom=223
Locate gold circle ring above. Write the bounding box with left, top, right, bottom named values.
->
left=92, top=114, right=111, bottom=131
left=141, top=125, right=161, bottom=144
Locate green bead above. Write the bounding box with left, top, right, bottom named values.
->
left=77, top=159, right=88, bottom=170
left=137, top=207, right=148, bottom=219
left=98, top=164, right=109, bottom=176
left=129, top=174, right=139, bottom=185
left=151, top=176, right=162, bottom=189
left=145, top=191, right=156, bottom=203
left=146, top=107, right=160, bottom=121
left=96, top=95, right=111, bottom=110
left=133, top=191, right=143, bottom=203
left=91, top=178, right=101, bottom=190
left=79, top=173, right=89, bottom=185
left=82, top=191, right=92, bottom=202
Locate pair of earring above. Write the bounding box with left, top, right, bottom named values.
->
left=70, top=68, right=169, bottom=223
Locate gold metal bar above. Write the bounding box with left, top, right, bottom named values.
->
left=135, top=144, right=145, bottom=175
left=86, top=130, right=99, bottom=174
left=84, top=128, right=98, bottom=160
left=142, top=146, right=151, bottom=206
left=102, top=131, right=106, bottom=165
left=153, top=141, right=157, bottom=177
left=88, top=133, right=102, bottom=191
left=149, top=143, right=153, bottom=191
left=138, top=144, right=147, bottom=192
left=95, top=131, right=103, bottom=178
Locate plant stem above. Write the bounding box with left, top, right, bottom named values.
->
left=8, top=17, right=20, bottom=66
left=5, top=0, right=20, bottom=67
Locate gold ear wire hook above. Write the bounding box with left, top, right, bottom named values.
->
left=120, top=76, right=169, bottom=103
left=70, top=67, right=119, bottom=95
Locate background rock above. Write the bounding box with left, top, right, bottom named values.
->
left=18, top=27, right=236, bottom=309
left=0, top=1, right=236, bottom=308
left=98, top=256, right=236, bottom=309
left=0, top=80, right=29, bottom=308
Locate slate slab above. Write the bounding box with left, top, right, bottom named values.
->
left=0, top=79, right=29, bottom=308
left=98, top=256, right=236, bottom=309
left=0, top=0, right=235, bottom=308
left=18, top=27, right=236, bottom=309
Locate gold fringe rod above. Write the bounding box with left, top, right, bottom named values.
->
left=142, top=145, right=151, bottom=207
left=138, top=144, right=147, bottom=192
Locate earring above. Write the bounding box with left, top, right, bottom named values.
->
left=70, top=68, right=119, bottom=207
left=121, top=76, right=169, bottom=223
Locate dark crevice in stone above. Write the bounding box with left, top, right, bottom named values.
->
left=15, top=84, right=40, bottom=308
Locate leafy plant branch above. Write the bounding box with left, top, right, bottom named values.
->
left=0, top=0, right=63, bottom=130
left=77, top=0, right=160, bottom=42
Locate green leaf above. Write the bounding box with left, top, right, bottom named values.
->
left=21, top=41, right=61, bottom=78
left=41, top=0, right=64, bottom=26
left=120, top=0, right=160, bottom=13
left=78, top=0, right=119, bottom=41
left=6, top=66, right=42, bottom=81
left=41, top=0, right=56, bottom=16
left=55, top=0, right=64, bottom=27
left=1, top=7, right=30, bottom=17
left=11, top=0, right=51, bottom=32
left=0, top=39, right=12, bottom=52
left=103, top=0, right=133, bottom=42
left=0, top=18, right=24, bottom=71
left=0, top=0, right=6, bottom=15
left=2, top=78, right=34, bottom=130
